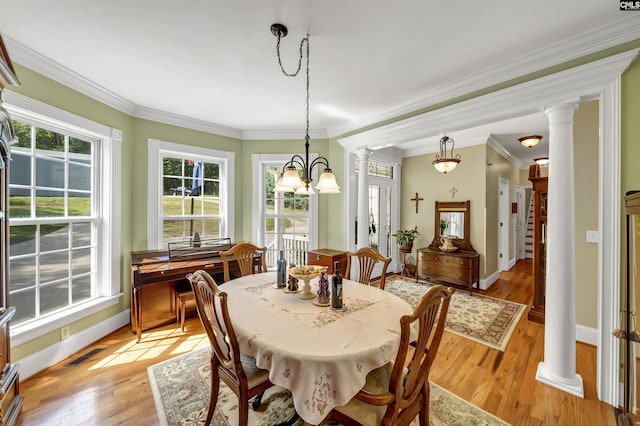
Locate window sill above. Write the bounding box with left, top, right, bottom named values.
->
left=10, top=294, right=122, bottom=347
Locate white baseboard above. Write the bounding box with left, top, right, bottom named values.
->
left=16, top=310, right=130, bottom=380
left=509, top=257, right=516, bottom=269
left=479, top=270, right=499, bottom=290
left=576, top=324, right=598, bottom=346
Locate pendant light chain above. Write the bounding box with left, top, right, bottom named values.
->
left=275, top=34, right=311, bottom=141
left=270, top=23, right=340, bottom=194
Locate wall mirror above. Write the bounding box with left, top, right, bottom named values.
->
left=430, top=200, right=475, bottom=252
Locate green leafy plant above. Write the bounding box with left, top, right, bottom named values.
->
left=393, top=226, right=420, bottom=246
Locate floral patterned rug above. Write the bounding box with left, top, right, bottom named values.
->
left=383, top=276, right=526, bottom=351
left=148, top=347, right=509, bottom=426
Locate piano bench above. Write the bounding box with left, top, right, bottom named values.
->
left=173, top=284, right=195, bottom=332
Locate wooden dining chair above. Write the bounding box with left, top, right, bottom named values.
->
left=188, top=270, right=273, bottom=426
left=328, top=284, right=455, bottom=426
left=345, top=247, right=392, bottom=290
left=219, top=242, right=267, bottom=283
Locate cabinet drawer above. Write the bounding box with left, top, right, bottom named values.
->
left=417, top=248, right=479, bottom=289
left=422, top=253, right=470, bottom=268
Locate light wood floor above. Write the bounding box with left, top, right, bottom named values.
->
left=15, top=259, right=617, bottom=425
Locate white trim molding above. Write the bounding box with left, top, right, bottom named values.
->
left=147, top=139, right=236, bottom=249
left=5, top=91, right=123, bottom=343
left=17, top=310, right=130, bottom=380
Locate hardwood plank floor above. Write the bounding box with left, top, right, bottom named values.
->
left=16, top=259, right=617, bottom=425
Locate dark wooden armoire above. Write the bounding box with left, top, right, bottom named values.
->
left=0, top=30, right=24, bottom=424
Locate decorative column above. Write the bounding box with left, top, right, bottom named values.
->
left=355, top=148, right=371, bottom=250
left=536, top=102, right=584, bottom=398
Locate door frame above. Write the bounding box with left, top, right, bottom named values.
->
left=498, top=177, right=510, bottom=271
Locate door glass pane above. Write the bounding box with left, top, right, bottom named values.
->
left=368, top=185, right=380, bottom=250
left=386, top=187, right=392, bottom=257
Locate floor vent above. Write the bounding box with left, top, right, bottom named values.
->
left=66, top=348, right=105, bottom=366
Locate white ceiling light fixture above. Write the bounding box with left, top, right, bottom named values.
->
left=534, top=156, right=549, bottom=166
left=519, top=135, right=542, bottom=148
left=432, top=135, right=461, bottom=174
left=271, top=23, right=340, bottom=195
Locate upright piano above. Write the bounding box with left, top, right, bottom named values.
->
left=130, top=238, right=251, bottom=342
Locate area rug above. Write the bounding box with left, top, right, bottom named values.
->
left=382, top=276, right=526, bottom=351
left=148, top=347, right=509, bottom=426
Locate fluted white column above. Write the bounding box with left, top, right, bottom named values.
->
left=355, top=148, right=371, bottom=250
left=536, top=102, right=584, bottom=398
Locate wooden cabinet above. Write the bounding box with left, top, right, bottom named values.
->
left=618, top=191, right=640, bottom=423
left=307, top=248, right=347, bottom=275
left=528, top=172, right=548, bottom=324
left=0, top=31, right=23, bottom=425
left=416, top=248, right=479, bottom=290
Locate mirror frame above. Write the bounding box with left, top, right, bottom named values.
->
left=429, top=200, right=475, bottom=252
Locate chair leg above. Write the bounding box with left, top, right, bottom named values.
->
left=419, top=384, right=429, bottom=426
left=180, top=298, right=186, bottom=331
left=238, top=392, right=249, bottom=426
left=207, top=366, right=220, bottom=426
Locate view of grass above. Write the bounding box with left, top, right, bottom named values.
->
left=9, top=196, right=91, bottom=244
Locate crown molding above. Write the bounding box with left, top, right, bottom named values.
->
left=486, top=135, right=525, bottom=169
left=242, top=129, right=328, bottom=140
left=338, top=49, right=640, bottom=152
left=328, top=16, right=640, bottom=138
left=134, top=105, right=242, bottom=139
left=5, top=36, right=137, bottom=115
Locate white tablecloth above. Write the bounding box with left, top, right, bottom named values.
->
left=222, top=271, right=414, bottom=424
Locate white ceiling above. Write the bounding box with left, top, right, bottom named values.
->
left=0, top=1, right=638, bottom=166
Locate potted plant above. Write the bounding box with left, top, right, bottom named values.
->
left=394, top=226, right=420, bottom=253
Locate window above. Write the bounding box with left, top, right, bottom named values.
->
left=252, top=154, right=318, bottom=268
left=5, top=91, right=121, bottom=339
left=148, top=139, right=235, bottom=249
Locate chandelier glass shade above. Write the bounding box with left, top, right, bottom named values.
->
left=271, top=23, right=340, bottom=194
left=519, top=135, right=542, bottom=148
left=432, top=135, right=461, bottom=174
left=534, top=156, right=549, bottom=166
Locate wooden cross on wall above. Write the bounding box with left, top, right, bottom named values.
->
left=410, top=192, right=424, bottom=214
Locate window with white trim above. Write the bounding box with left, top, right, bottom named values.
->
left=252, top=154, right=318, bottom=268
left=148, top=140, right=235, bottom=249
left=4, top=91, right=121, bottom=337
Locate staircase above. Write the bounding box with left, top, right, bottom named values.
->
left=525, top=192, right=534, bottom=259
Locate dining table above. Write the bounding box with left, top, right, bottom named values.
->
left=222, top=271, right=415, bottom=425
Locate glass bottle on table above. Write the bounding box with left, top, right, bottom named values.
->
left=276, top=250, right=287, bottom=288
left=331, top=261, right=343, bottom=309
left=317, top=269, right=330, bottom=304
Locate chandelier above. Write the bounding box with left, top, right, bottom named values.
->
left=271, top=23, right=340, bottom=194
left=519, top=135, right=542, bottom=148
left=432, top=135, right=461, bottom=174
